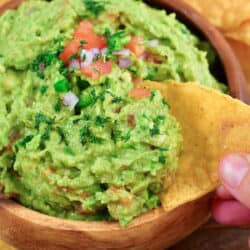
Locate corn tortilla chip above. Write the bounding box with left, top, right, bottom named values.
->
left=183, top=0, right=250, bottom=45
left=143, top=81, right=250, bottom=211
left=225, top=21, right=250, bottom=46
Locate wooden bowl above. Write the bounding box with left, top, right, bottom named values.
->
left=0, top=1, right=249, bottom=250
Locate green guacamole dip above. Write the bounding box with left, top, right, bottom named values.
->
left=0, top=0, right=226, bottom=226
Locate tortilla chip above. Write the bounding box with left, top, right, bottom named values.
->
left=143, top=81, right=250, bottom=211
left=225, top=21, right=250, bottom=46
left=183, top=0, right=250, bottom=45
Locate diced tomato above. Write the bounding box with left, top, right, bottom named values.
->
left=126, top=36, right=145, bottom=57
left=59, top=40, right=81, bottom=64
left=73, top=20, right=107, bottom=50
left=129, top=88, right=151, bottom=99
left=81, top=59, right=112, bottom=79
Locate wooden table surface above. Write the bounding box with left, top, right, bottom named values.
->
left=0, top=0, right=249, bottom=249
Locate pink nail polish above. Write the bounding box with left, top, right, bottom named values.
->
left=220, top=154, right=249, bottom=189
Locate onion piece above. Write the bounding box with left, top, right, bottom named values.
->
left=63, top=92, right=79, bottom=110
left=113, top=49, right=131, bottom=57
left=80, top=48, right=101, bottom=68
left=69, top=59, right=80, bottom=70
left=118, top=58, right=132, bottom=69
left=148, top=39, right=159, bottom=47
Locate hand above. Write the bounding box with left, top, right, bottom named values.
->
left=212, top=153, right=250, bottom=247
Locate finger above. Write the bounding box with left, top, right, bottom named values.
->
left=216, top=185, right=234, bottom=200
left=219, top=153, right=250, bottom=208
left=212, top=199, right=250, bottom=226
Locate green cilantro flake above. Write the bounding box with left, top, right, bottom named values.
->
left=83, top=0, right=107, bottom=16
left=40, top=85, right=48, bottom=96
left=158, top=155, right=166, bottom=164
left=162, top=98, right=170, bottom=108
left=54, top=99, right=62, bottom=112
left=80, top=125, right=103, bottom=145
left=34, top=113, right=54, bottom=141
left=56, top=127, right=68, bottom=145
left=18, top=135, right=34, bottom=148
left=150, top=124, right=160, bottom=136
left=95, top=116, right=110, bottom=127
left=107, top=31, right=131, bottom=55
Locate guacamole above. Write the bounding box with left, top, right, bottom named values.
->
left=0, top=0, right=225, bottom=226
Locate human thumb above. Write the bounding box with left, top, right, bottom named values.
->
left=219, top=153, right=250, bottom=208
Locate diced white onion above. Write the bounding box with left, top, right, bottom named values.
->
left=118, top=58, right=132, bottom=69
left=148, top=39, right=159, bottom=47
left=80, top=48, right=101, bottom=68
left=63, top=92, right=79, bottom=110
left=69, top=59, right=80, bottom=70
left=113, top=49, right=131, bottom=57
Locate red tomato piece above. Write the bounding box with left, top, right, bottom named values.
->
left=81, top=59, right=112, bottom=79
left=129, top=88, right=151, bottom=99
left=59, top=40, right=81, bottom=64
left=73, top=20, right=107, bottom=50
left=126, top=36, right=145, bottom=57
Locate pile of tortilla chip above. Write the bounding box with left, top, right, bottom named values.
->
left=183, top=0, right=250, bottom=45
left=183, top=0, right=250, bottom=90
left=142, top=81, right=250, bottom=211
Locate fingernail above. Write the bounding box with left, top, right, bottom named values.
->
left=220, top=154, right=249, bottom=189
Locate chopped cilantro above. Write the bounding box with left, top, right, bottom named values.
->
left=98, top=91, right=106, bottom=102
left=41, top=125, right=52, bottom=140
left=81, top=53, right=87, bottom=62
left=92, top=53, right=101, bottom=62
left=34, top=113, right=54, bottom=141
left=150, top=91, right=155, bottom=101
left=155, top=115, right=165, bottom=124
left=56, top=127, right=68, bottom=145
left=162, top=98, right=170, bottom=108
left=83, top=0, right=107, bottom=16
left=34, top=113, right=51, bottom=130
left=158, top=155, right=166, bottom=164
left=59, top=62, right=69, bottom=77
left=95, top=116, right=110, bottom=127
left=112, top=96, right=123, bottom=104
left=54, top=79, right=70, bottom=93
left=150, top=124, right=160, bottom=136
left=30, top=41, right=63, bottom=79
left=106, top=90, right=123, bottom=103
left=111, top=120, right=121, bottom=143
left=82, top=114, right=91, bottom=121
left=145, top=67, right=157, bottom=81
left=77, top=79, right=90, bottom=90
left=121, top=131, right=131, bottom=142
left=69, top=53, right=78, bottom=60
left=40, top=85, right=48, bottom=96
left=54, top=99, right=62, bottom=112
left=80, top=125, right=103, bottom=145
left=18, top=135, right=34, bottom=148
left=107, top=31, right=131, bottom=55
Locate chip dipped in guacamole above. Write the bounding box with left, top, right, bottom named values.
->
left=0, top=0, right=226, bottom=226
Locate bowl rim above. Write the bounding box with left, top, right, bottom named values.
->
left=0, top=0, right=249, bottom=231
